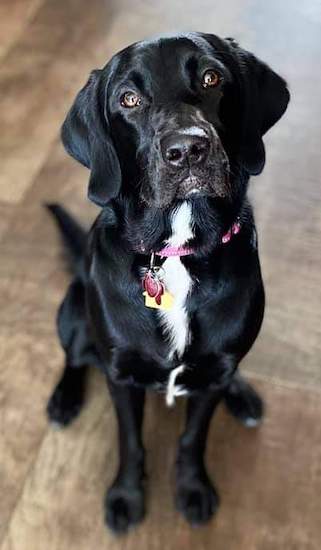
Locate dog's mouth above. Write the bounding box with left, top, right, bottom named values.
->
left=175, top=158, right=231, bottom=202
left=142, top=167, right=230, bottom=208
left=176, top=175, right=212, bottom=198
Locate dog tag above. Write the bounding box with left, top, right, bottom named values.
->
left=143, top=290, right=174, bottom=310
left=142, top=252, right=173, bottom=310
left=143, top=270, right=164, bottom=299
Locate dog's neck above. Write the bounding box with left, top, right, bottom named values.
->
left=140, top=201, right=195, bottom=257
left=155, top=218, right=241, bottom=257
left=114, top=194, right=251, bottom=259
left=140, top=225, right=241, bottom=259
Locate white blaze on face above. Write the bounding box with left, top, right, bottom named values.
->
left=178, top=126, right=207, bottom=137
left=158, top=202, right=194, bottom=359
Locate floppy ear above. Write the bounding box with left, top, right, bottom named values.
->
left=202, top=34, right=290, bottom=175
left=232, top=44, right=290, bottom=175
left=61, top=69, right=121, bottom=206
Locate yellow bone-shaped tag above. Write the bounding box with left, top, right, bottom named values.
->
left=143, top=290, right=174, bottom=311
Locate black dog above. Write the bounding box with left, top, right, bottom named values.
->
left=47, top=32, right=289, bottom=533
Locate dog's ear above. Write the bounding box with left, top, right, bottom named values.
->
left=201, top=34, right=290, bottom=175
left=61, top=69, right=121, bottom=206
left=235, top=46, right=290, bottom=175
left=223, top=39, right=290, bottom=175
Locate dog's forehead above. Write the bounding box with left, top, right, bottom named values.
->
left=135, top=33, right=210, bottom=53
left=105, top=33, right=233, bottom=103
left=114, top=33, right=214, bottom=76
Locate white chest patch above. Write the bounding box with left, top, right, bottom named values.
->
left=158, top=202, right=194, bottom=359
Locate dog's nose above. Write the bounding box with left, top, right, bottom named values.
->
left=161, top=133, right=210, bottom=168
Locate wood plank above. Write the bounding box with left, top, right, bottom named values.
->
left=0, top=0, right=44, bottom=60
left=1, top=379, right=320, bottom=550
left=0, top=204, right=15, bottom=242
left=0, top=139, right=96, bottom=252
left=0, top=328, right=63, bottom=543
left=0, top=0, right=115, bottom=204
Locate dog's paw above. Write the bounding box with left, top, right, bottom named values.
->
left=47, top=381, right=84, bottom=427
left=223, top=375, right=264, bottom=427
left=105, top=484, right=145, bottom=534
left=176, top=478, right=219, bottom=525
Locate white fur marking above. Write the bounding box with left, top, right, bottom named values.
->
left=178, top=126, right=207, bottom=137
left=159, top=203, right=194, bottom=359
left=166, top=364, right=188, bottom=407
left=165, top=202, right=194, bottom=246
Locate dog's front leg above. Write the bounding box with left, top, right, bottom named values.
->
left=175, top=388, right=223, bottom=525
left=105, top=378, right=146, bottom=533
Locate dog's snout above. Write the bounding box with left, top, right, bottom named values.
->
left=161, top=132, right=210, bottom=168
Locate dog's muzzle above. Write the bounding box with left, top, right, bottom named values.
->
left=146, top=121, right=230, bottom=206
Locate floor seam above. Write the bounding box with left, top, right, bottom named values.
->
left=0, top=425, right=50, bottom=548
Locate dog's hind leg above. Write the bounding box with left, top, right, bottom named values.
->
left=223, top=372, right=264, bottom=427
left=47, top=362, right=88, bottom=427
left=47, top=278, right=100, bottom=427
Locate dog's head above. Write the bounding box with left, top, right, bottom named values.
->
left=62, top=33, right=289, bottom=215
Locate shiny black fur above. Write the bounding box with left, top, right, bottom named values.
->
left=47, top=33, right=289, bottom=533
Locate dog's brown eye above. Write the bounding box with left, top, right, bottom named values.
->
left=202, top=70, right=221, bottom=88
left=121, top=91, right=142, bottom=108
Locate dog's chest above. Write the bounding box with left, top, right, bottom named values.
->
left=158, top=203, right=194, bottom=359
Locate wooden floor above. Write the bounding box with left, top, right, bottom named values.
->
left=1, top=1, right=321, bottom=548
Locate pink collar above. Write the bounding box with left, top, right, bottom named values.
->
left=156, top=245, right=194, bottom=258
left=155, top=219, right=241, bottom=258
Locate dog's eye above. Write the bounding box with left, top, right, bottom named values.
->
left=202, top=70, right=221, bottom=88
left=121, top=91, right=142, bottom=108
